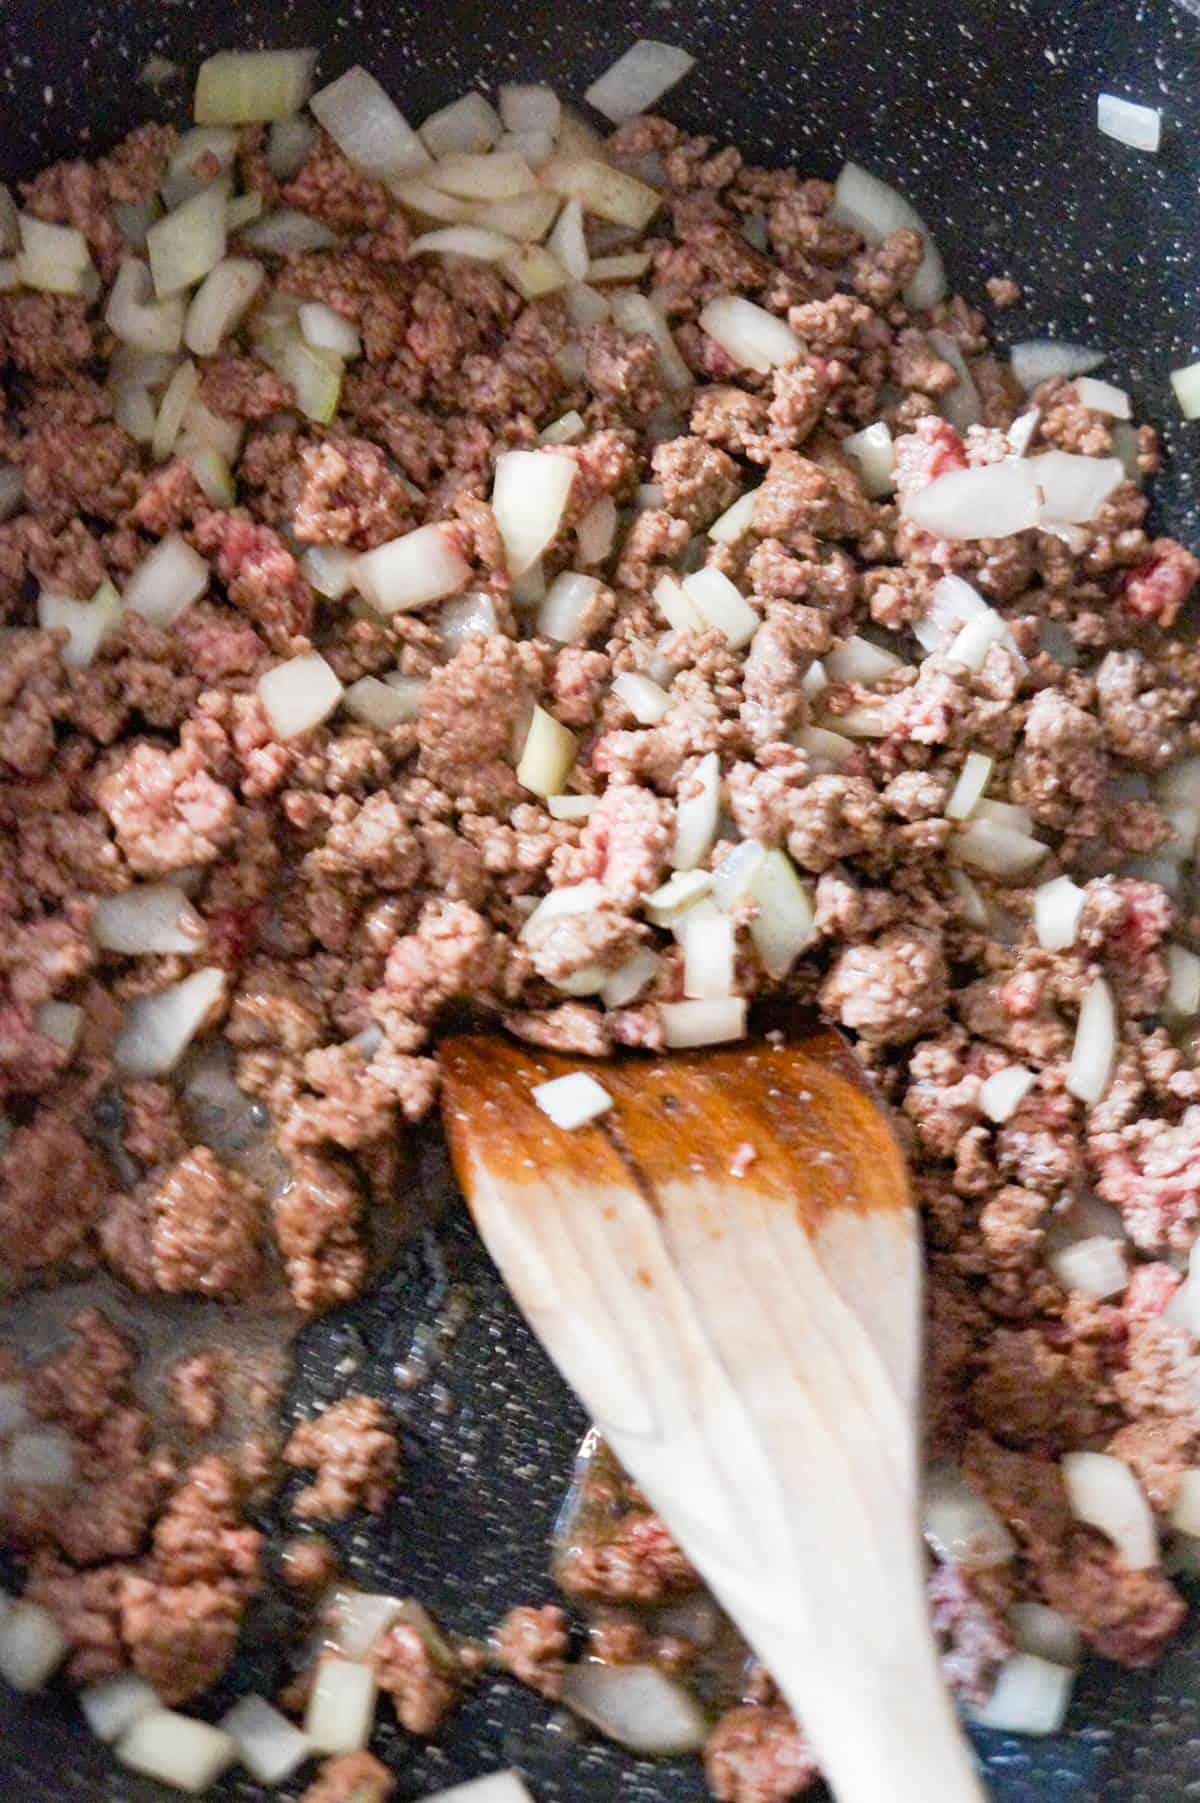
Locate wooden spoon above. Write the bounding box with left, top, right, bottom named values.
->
left=440, top=1026, right=985, bottom=1803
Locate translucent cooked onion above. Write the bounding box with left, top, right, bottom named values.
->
left=1073, top=376, right=1131, bottom=419
left=928, top=330, right=983, bottom=433
left=829, top=160, right=945, bottom=309
left=124, top=532, right=210, bottom=627
left=341, top=674, right=420, bottom=730
left=842, top=421, right=895, bottom=498
left=1165, top=944, right=1200, bottom=1022
left=953, top=817, right=1048, bottom=879
left=912, top=573, right=990, bottom=653
left=1062, top=1450, right=1157, bottom=1569
left=945, top=751, right=994, bottom=821
left=1010, top=1602, right=1082, bottom=1669
left=492, top=450, right=575, bottom=575
left=600, top=945, right=659, bottom=1008
left=747, top=848, right=816, bottom=980
left=185, top=445, right=234, bottom=507
left=225, top=190, right=263, bottom=234
left=1007, top=408, right=1041, bottom=456
left=146, top=187, right=227, bottom=298
left=502, top=243, right=569, bottom=300
left=1097, top=92, right=1161, bottom=153
left=470, top=190, right=560, bottom=241
left=184, top=256, right=264, bottom=356
left=967, top=1654, right=1074, bottom=1737
left=823, top=634, right=903, bottom=685
left=439, top=590, right=497, bottom=652
left=653, top=572, right=704, bottom=632
left=150, top=358, right=199, bottom=463
left=241, top=209, right=338, bottom=254
left=711, top=839, right=767, bottom=912
left=537, top=571, right=602, bottom=644
left=105, top=258, right=185, bottom=353
left=539, top=409, right=587, bottom=447
left=613, top=670, right=673, bottom=724
left=947, top=865, right=989, bottom=929
left=219, top=1694, right=310, bottom=1785
left=81, top=1675, right=160, bottom=1744
left=565, top=280, right=611, bottom=327
left=355, top=524, right=471, bottom=614
left=1170, top=362, right=1200, bottom=420
left=923, top=1463, right=1017, bottom=1569
left=297, top=544, right=356, bottom=602
left=977, top=1064, right=1035, bottom=1124
left=94, top=882, right=206, bottom=955
left=1034, top=874, right=1086, bottom=952
left=311, top=65, right=430, bottom=182
left=409, top=224, right=517, bottom=264
left=707, top=490, right=758, bottom=545
left=1048, top=1233, right=1128, bottom=1301
left=419, top=92, right=503, bottom=159
left=659, top=996, right=747, bottom=1048
left=645, top=868, right=713, bottom=925
left=584, top=39, right=695, bottom=123
left=34, top=1000, right=83, bottom=1056
left=516, top=705, right=577, bottom=797
left=521, top=880, right=607, bottom=943
left=541, top=156, right=661, bottom=231
left=38, top=582, right=124, bottom=669
left=115, top=967, right=226, bottom=1078
left=544, top=197, right=587, bottom=281
left=117, top=1708, right=237, bottom=1793
left=677, top=899, right=736, bottom=999
left=194, top=48, right=316, bottom=125
left=8, top=1427, right=75, bottom=1487
left=304, top=1654, right=379, bottom=1755
left=1066, top=976, right=1117, bottom=1106
left=672, top=751, right=721, bottom=872
left=1170, top=1471, right=1200, bottom=1537
left=267, top=116, right=317, bottom=181
left=563, top=1661, right=707, bottom=1755
left=902, top=459, right=1040, bottom=540
left=608, top=289, right=692, bottom=391
left=1031, top=450, right=1124, bottom=524
left=1010, top=339, right=1105, bottom=391
left=699, top=293, right=801, bottom=374
left=576, top=495, right=618, bottom=565
left=17, top=213, right=95, bottom=295
left=532, top=1070, right=614, bottom=1129
left=589, top=249, right=654, bottom=282
left=258, top=651, right=345, bottom=740
left=793, top=723, right=856, bottom=770
left=0, top=1602, right=68, bottom=1693
left=499, top=83, right=562, bottom=136
left=420, top=1776, right=536, bottom=1803
left=426, top=152, right=536, bottom=202
left=682, top=566, right=761, bottom=649
left=974, top=798, right=1033, bottom=835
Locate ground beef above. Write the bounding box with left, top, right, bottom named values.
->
left=298, top=1753, right=395, bottom=1803
left=820, top=928, right=948, bottom=1046
left=272, top=1152, right=369, bottom=1313
left=96, top=740, right=238, bottom=875
left=283, top=1394, right=401, bottom=1520
left=557, top=1509, right=700, bottom=1604
left=0, top=1115, right=110, bottom=1278
left=704, top=1705, right=821, bottom=1802
left=370, top=1618, right=461, bottom=1734
left=101, top=1147, right=264, bottom=1300
left=168, top=1352, right=225, bottom=1435
left=493, top=1603, right=570, bottom=1698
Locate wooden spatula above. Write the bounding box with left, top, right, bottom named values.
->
left=439, top=1026, right=985, bottom=1803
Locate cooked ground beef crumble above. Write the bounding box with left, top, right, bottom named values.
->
left=1, top=50, right=1200, bottom=1803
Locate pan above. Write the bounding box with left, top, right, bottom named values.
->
left=0, top=0, right=1197, bottom=1796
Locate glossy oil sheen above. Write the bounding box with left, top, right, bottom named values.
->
left=0, top=1, right=1197, bottom=1797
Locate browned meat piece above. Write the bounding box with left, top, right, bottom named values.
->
left=284, top=1394, right=401, bottom=1520
left=298, top=1752, right=395, bottom=1803
left=704, top=1705, right=821, bottom=1802
left=493, top=1604, right=569, bottom=1698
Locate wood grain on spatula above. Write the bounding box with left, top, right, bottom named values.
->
left=440, top=1028, right=985, bottom=1803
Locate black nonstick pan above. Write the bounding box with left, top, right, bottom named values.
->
left=1, top=0, right=1198, bottom=1797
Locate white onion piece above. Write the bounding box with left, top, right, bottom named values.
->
left=516, top=706, right=577, bottom=798
left=974, top=799, right=1033, bottom=835
left=164, top=125, right=237, bottom=207
left=673, top=751, right=721, bottom=872
left=609, top=289, right=692, bottom=391
left=748, top=848, right=816, bottom=980
left=224, top=192, right=264, bottom=235
left=1066, top=976, right=1117, bottom=1106
left=613, top=670, right=673, bottom=724
left=682, top=567, right=761, bottom=649
left=267, top=116, right=317, bottom=181
left=677, top=900, right=736, bottom=1000
left=968, top=1655, right=1074, bottom=1737
left=1073, top=376, right=1131, bottom=419
left=707, top=490, right=758, bottom=545
left=219, top=1694, right=310, bottom=1785
left=948, top=611, right=1017, bottom=674
left=355, top=524, right=471, bottom=615
left=912, top=573, right=990, bottom=654
left=420, top=93, right=502, bottom=159
left=645, top=868, right=713, bottom=925
left=923, top=1464, right=1017, bottom=1569
left=824, top=634, right=903, bottom=685
left=499, top=83, right=561, bottom=136
left=1007, top=408, right=1041, bottom=457
left=954, top=817, right=1048, bottom=878
left=341, top=675, right=419, bottom=730
left=439, top=590, right=497, bottom=651
left=654, top=572, right=704, bottom=633
left=532, top=1071, right=614, bottom=1129
left=565, top=280, right=611, bottom=327
left=903, top=459, right=1040, bottom=540
left=947, top=865, right=989, bottom=929
left=563, top=1661, right=706, bottom=1754
left=501, top=243, right=568, bottom=299
left=242, top=209, right=338, bottom=254
left=8, top=1428, right=75, bottom=1487
left=842, top=421, right=895, bottom=498
left=600, top=946, right=659, bottom=1008
left=1048, top=1234, right=1128, bottom=1300
left=493, top=450, right=575, bottom=576
left=34, top=1000, right=83, bottom=1057
left=793, top=724, right=856, bottom=770
left=409, top=225, right=516, bottom=263
left=420, top=1777, right=535, bottom=1803
left=38, top=583, right=123, bottom=670
left=184, top=256, right=264, bottom=357
left=1010, top=1603, right=1082, bottom=1670
left=425, top=152, right=535, bottom=203
left=1034, top=875, right=1086, bottom=952
left=1158, top=756, right=1200, bottom=807
left=124, top=533, right=209, bottom=626
left=1165, top=944, right=1200, bottom=1022
left=1097, top=93, right=1161, bottom=153
left=1031, top=450, right=1124, bottom=525
left=470, top=190, right=559, bottom=242
left=659, top=997, right=747, bottom=1049
left=115, top=967, right=226, bottom=1078
left=150, top=358, right=199, bottom=464
left=541, top=157, right=661, bottom=231
left=547, top=793, right=598, bottom=822
left=928, top=330, right=984, bottom=433
left=304, top=1654, right=379, bottom=1755
left=548, top=197, right=588, bottom=280
left=95, top=882, right=205, bottom=955
left=81, top=1675, right=160, bottom=1743
left=258, top=652, right=344, bottom=740
left=1010, top=340, right=1105, bottom=391
left=804, top=654, right=828, bottom=697
left=945, top=751, right=994, bottom=822
left=978, top=1064, right=1035, bottom=1125
left=0, top=1603, right=68, bottom=1693
left=520, top=880, right=606, bottom=944
left=311, top=66, right=429, bottom=182
left=147, top=187, right=227, bottom=298
left=294, top=548, right=354, bottom=606
left=322, top=1589, right=408, bottom=1660
left=1062, top=1450, right=1157, bottom=1569
left=117, top=1709, right=237, bottom=1793
left=584, top=39, right=695, bottom=123
left=105, top=258, right=185, bottom=353
left=539, top=409, right=586, bottom=447
left=1170, top=362, right=1200, bottom=420
left=577, top=495, right=618, bottom=565
left=699, top=294, right=801, bottom=374
left=829, top=160, right=945, bottom=309
left=538, top=572, right=602, bottom=644
left=1170, top=1471, right=1200, bottom=1537
left=178, top=397, right=242, bottom=465
left=195, top=48, right=316, bottom=125
left=0, top=1382, right=28, bottom=1435
left=711, top=839, right=767, bottom=912
left=17, top=213, right=93, bottom=292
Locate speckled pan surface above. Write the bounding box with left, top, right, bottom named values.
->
left=0, top=0, right=1198, bottom=1797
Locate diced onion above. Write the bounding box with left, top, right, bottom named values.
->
left=516, top=705, right=577, bottom=797
left=492, top=450, right=575, bottom=576
left=304, top=1654, right=379, bottom=1755
left=38, top=583, right=123, bottom=669
left=1157, top=756, right=1200, bottom=808
left=659, top=997, right=747, bottom=1048
left=151, top=358, right=200, bottom=463
left=471, top=191, right=560, bottom=241
left=124, top=533, right=209, bottom=627
left=589, top=249, right=655, bottom=282
left=502, top=243, right=568, bottom=300
left=162, top=125, right=238, bottom=208
left=541, top=156, right=661, bottom=231
left=699, top=294, right=801, bottom=374
left=426, top=153, right=535, bottom=202
left=902, top=459, right=1040, bottom=540
left=178, top=397, right=243, bottom=463
left=968, top=1655, right=1074, bottom=1737
left=1048, top=1234, right=1128, bottom=1300
left=34, top=1000, right=83, bottom=1056
left=824, top=634, right=903, bottom=685
left=711, top=839, right=767, bottom=912
left=185, top=446, right=234, bottom=507
left=682, top=567, right=761, bottom=649
left=793, top=724, right=856, bottom=770
left=258, top=651, right=344, bottom=740
left=105, top=258, right=185, bottom=353
left=565, top=280, right=611, bottom=327
left=1034, top=874, right=1086, bottom=952
left=219, top=1694, right=310, bottom=1785
left=654, top=572, right=704, bottom=633
left=1062, top=1450, right=1157, bottom=1569
left=511, top=560, right=546, bottom=606
left=1007, top=408, right=1041, bottom=457
left=0, top=1602, right=68, bottom=1693
left=584, top=39, right=695, bottom=123
left=600, top=946, right=659, bottom=1008
left=672, top=752, right=721, bottom=872
left=311, top=66, right=430, bottom=181
left=195, top=48, right=316, bottom=125
left=296, top=301, right=361, bottom=361
left=547, top=793, right=598, bottom=822
left=1066, top=976, right=1117, bottom=1106
left=1165, top=943, right=1200, bottom=1022
left=409, top=225, right=516, bottom=263
left=945, top=751, right=994, bottom=822
left=420, top=93, right=502, bottom=159
left=842, top=421, right=895, bottom=498
left=115, top=967, right=226, bottom=1078
left=576, top=495, right=618, bottom=566
left=184, top=256, right=264, bottom=357
left=500, top=83, right=562, bottom=136
left=708, top=491, right=758, bottom=545
left=912, top=573, right=990, bottom=654
left=677, top=899, right=736, bottom=999
left=538, top=572, right=602, bottom=644
left=521, top=881, right=607, bottom=944
left=539, top=410, right=587, bottom=447
left=95, top=882, right=205, bottom=955
left=548, top=197, right=588, bottom=280
left=355, top=524, right=471, bottom=615
left=81, top=1675, right=160, bottom=1744
left=532, top=1071, right=614, bottom=1129
left=420, top=1777, right=535, bottom=1803
left=953, top=817, right=1049, bottom=879
left=1097, top=93, right=1161, bottom=153
left=17, top=214, right=95, bottom=295
left=563, top=1661, right=706, bottom=1755
left=928, top=330, right=983, bottom=433
left=117, top=1709, right=237, bottom=1793
left=1170, top=1470, right=1200, bottom=1538
left=1010, top=1603, right=1082, bottom=1669
left=1031, top=450, right=1124, bottom=525
left=1010, top=340, right=1105, bottom=391
left=613, top=670, right=673, bottom=724
left=341, top=675, right=420, bottom=730
left=1169, top=362, right=1200, bottom=421
left=978, top=1064, right=1035, bottom=1124
left=829, top=160, right=945, bottom=309
left=923, top=1463, right=1017, bottom=1569
left=268, top=116, right=318, bottom=180
left=747, top=848, right=815, bottom=980
left=947, top=866, right=989, bottom=929
left=645, top=868, right=713, bottom=925
left=242, top=210, right=338, bottom=254
left=609, top=289, right=692, bottom=391
left=1073, top=376, right=1131, bottom=419
left=147, top=187, right=227, bottom=298
left=439, top=590, right=498, bottom=652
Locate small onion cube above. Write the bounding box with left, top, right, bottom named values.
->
left=823, top=634, right=903, bottom=685
left=220, top=1693, right=310, bottom=1785
left=0, top=1603, right=68, bottom=1693
left=678, top=899, right=736, bottom=999
left=419, top=93, right=502, bottom=159
left=1165, top=944, right=1200, bottom=1022
left=147, top=187, right=227, bottom=298
left=659, top=997, right=747, bottom=1049
left=547, top=793, right=598, bottom=821
left=1011, top=339, right=1105, bottom=391
left=541, top=156, right=661, bottom=231
left=539, top=409, right=587, bottom=447
left=711, top=839, right=767, bottom=912
left=124, top=533, right=209, bottom=626
left=299, top=544, right=357, bottom=600
left=304, top=1654, right=378, bottom=1755
left=469, top=191, right=560, bottom=241
left=268, top=116, right=317, bottom=181
left=1048, top=1234, right=1128, bottom=1301
left=978, top=1064, right=1035, bottom=1125
left=708, top=490, right=759, bottom=544
left=653, top=572, right=704, bottom=633
left=1170, top=1470, right=1200, bottom=1538
left=954, top=817, right=1048, bottom=879
left=645, top=868, right=713, bottom=925
left=520, top=881, right=607, bottom=943
left=421, top=1777, right=536, bottom=1803
left=94, top=882, right=205, bottom=955
left=601, top=946, right=659, bottom=1008
left=613, top=671, right=673, bottom=724
left=682, top=567, right=760, bottom=649
left=948, top=866, right=988, bottom=929
left=1171, top=362, right=1200, bottom=421
left=902, top=459, right=1041, bottom=540
left=945, top=751, right=995, bottom=822
left=1066, top=976, right=1117, bottom=1106
left=242, top=210, right=338, bottom=254
left=1034, top=875, right=1086, bottom=952
left=1010, top=1603, right=1082, bottom=1670
left=748, top=849, right=815, bottom=980
left=1073, top=376, right=1131, bottom=419
left=35, top=999, right=82, bottom=1056
left=793, top=724, right=855, bottom=770
left=842, top=421, right=895, bottom=498
left=548, top=197, right=588, bottom=280
left=576, top=495, right=618, bottom=565
left=81, top=1675, right=160, bottom=1743
left=178, top=396, right=243, bottom=463
left=923, top=1463, right=1017, bottom=1570
left=439, top=590, right=498, bottom=651
left=912, top=573, right=991, bottom=654
left=299, top=300, right=362, bottom=359
left=1062, top=1450, right=1156, bottom=1569
left=584, top=40, right=695, bottom=124
left=117, top=1709, right=237, bottom=1793
left=18, top=212, right=90, bottom=275
left=1097, top=92, right=1161, bottom=153
left=537, top=571, right=602, bottom=645
left=1031, top=450, right=1124, bottom=525
left=974, top=798, right=1033, bottom=836
left=516, top=705, right=577, bottom=798
left=409, top=224, right=516, bottom=263
left=194, top=49, right=316, bottom=125
left=344, top=675, right=422, bottom=730
left=587, top=250, right=654, bottom=282
left=699, top=294, right=801, bottom=374
left=829, top=160, right=944, bottom=309
left=968, top=1655, right=1074, bottom=1737
left=8, top=1427, right=75, bottom=1487
left=500, top=84, right=561, bottom=135
left=105, top=258, right=185, bottom=354
left=563, top=1661, right=706, bottom=1755
left=565, top=280, right=611, bottom=327
left=1008, top=408, right=1041, bottom=457
left=928, top=329, right=983, bottom=432
left=426, top=153, right=536, bottom=202
left=608, top=289, right=691, bottom=391
left=502, top=243, right=569, bottom=300
left=258, top=651, right=344, bottom=740
left=673, top=751, right=721, bottom=871
left=492, top=450, right=575, bottom=576
left=38, top=583, right=124, bottom=669
left=355, top=524, right=471, bottom=615
left=151, top=358, right=200, bottom=464
left=114, top=967, right=226, bottom=1078
left=532, top=1070, right=614, bottom=1130
left=184, top=256, right=264, bottom=356
left=310, top=66, right=430, bottom=182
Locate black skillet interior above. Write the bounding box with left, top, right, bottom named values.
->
left=1, top=0, right=1199, bottom=1796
